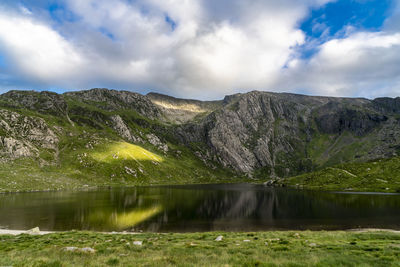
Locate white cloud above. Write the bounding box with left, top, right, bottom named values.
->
left=280, top=31, right=400, bottom=98
left=0, top=12, right=83, bottom=85
left=1, top=0, right=400, bottom=100
left=51, top=0, right=329, bottom=98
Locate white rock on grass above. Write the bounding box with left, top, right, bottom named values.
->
left=64, top=247, right=96, bottom=253
left=215, top=235, right=223, bottom=241
left=243, top=240, right=251, bottom=242
left=133, top=241, right=143, bottom=246
left=26, top=227, right=40, bottom=235
left=64, top=247, right=78, bottom=252
left=81, top=247, right=96, bottom=253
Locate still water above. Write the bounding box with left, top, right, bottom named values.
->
left=0, top=184, right=399, bottom=232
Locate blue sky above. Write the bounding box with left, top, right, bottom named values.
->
left=0, top=0, right=399, bottom=99
left=302, top=0, right=392, bottom=38
left=299, top=0, right=393, bottom=58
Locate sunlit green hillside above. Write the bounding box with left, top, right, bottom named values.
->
left=283, top=157, right=400, bottom=193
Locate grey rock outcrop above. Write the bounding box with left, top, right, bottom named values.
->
left=110, top=115, right=142, bottom=143
left=0, top=109, right=59, bottom=160
left=146, top=133, right=168, bottom=153
left=0, top=137, right=33, bottom=159
left=0, top=90, right=67, bottom=116
left=314, top=101, right=388, bottom=136
left=177, top=92, right=319, bottom=174
left=373, top=97, right=400, bottom=113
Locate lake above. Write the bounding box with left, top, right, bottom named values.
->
left=0, top=184, right=399, bottom=232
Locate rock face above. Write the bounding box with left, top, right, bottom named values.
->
left=146, top=133, right=168, bottom=153
left=110, top=115, right=142, bottom=143
left=314, top=101, right=387, bottom=136
left=0, top=109, right=58, bottom=160
left=177, top=92, right=321, bottom=174
left=0, top=90, right=67, bottom=116
left=0, top=137, right=33, bottom=159
left=373, top=97, right=400, bottom=113
left=176, top=91, right=400, bottom=176
left=1, top=88, right=400, bottom=178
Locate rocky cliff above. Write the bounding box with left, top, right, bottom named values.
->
left=174, top=91, right=400, bottom=177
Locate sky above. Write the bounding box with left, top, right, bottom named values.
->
left=0, top=0, right=399, bottom=100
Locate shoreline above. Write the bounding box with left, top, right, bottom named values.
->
left=0, top=229, right=140, bottom=236
left=1, top=228, right=400, bottom=236
left=2, top=182, right=400, bottom=195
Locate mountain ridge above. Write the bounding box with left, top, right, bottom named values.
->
left=1, top=88, right=400, bottom=192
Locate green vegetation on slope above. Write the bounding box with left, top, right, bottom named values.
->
left=305, top=129, right=382, bottom=168
left=0, top=136, right=239, bottom=193
left=91, top=142, right=163, bottom=163
left=283, top=157, right=400, bottom=193
left=0, top=95, right=240, bottom=193
left=1, top=231, right=399, bottom=266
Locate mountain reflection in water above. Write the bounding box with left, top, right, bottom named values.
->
left=0, top=184, right=399, bottom=232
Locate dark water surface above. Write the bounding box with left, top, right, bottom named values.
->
left=1, top=184, right=400, bottom=232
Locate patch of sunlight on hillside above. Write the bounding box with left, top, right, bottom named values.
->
left=152, top=100, right=207, bottom=112
left=89, top=205, right=163, bottom=230
left=91, top=142, right=163, bottom=163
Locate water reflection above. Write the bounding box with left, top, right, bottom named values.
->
left=0, top=184, right=399, bottom=232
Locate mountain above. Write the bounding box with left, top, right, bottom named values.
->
left=175, top=91, right=399, bottom=175
left=1, top=88, right=400, bottom=192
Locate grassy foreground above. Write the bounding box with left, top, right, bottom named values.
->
left=1, top=231, right=399, bottom=266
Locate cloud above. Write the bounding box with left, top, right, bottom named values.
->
left=384, top=0, right=400, bottom=31
left=0, top=11, right=84, bottom=86
left=0, top=0, right=399, bottom=100
left=62, top=0, right=331, bottom=98
left=62, top=0, right=293, bottom=97
left=280, top=28, right=400, bottom=98
left=19, top=5, right=32, bottom=15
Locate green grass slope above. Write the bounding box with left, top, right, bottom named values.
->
left=283, top=157, right=400, bottom=193
left=0, top=133, right=238, bottom=193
